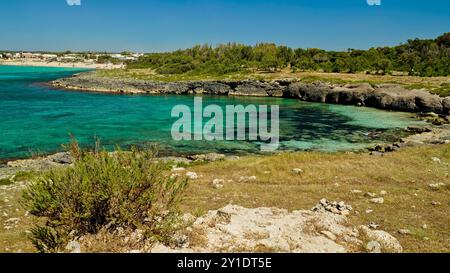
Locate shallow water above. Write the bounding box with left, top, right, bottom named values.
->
left=0, top=65, right=423, bottom=160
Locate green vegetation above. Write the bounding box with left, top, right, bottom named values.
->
left=128, top=33, right=450, bottom=77
left=0, top=171, right=34, bottom=186
left=21, top=144, right=187, bottom=253
left=0, top=178, right=12, bottom=186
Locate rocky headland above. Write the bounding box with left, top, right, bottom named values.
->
left=52, top=72, right=450, bottom=114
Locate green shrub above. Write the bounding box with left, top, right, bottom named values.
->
left=128, top=33, right=450, bottom=77
left=22, top=144, right=188, bottom=253
left=0, top=177, right=13, bottom=186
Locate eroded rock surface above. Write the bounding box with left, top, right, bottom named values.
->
left=150, top=204, right=402, bottom=253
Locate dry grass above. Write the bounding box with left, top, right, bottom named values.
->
left=181, top=144, right=450, bottom=253
left=1, top=144, right=449, bottom=253
left=0, top=182, right=40, bottom=253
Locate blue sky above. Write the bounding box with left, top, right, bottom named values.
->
left=1, top=0, right=449, bottom=52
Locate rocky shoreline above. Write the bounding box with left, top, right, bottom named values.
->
left=1, top=125, right=449, bottom=181
left=52, top=72, right=450, bottom=114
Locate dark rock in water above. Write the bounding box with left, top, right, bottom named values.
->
left=416, top=112, right=450, bottom=125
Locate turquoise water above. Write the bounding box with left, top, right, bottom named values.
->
left=0, top=65, right=423, bottom=160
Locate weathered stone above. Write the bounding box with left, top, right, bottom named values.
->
left=238, top=176, right=257, bottom=182
left=365, top=192, right=377, bottom=198
left=146, top=205, right=401, bottom=253
left=49, top=152, right=73, bottom=165
left=312, top=199, right=352, bottom=216
left=186, top=172, right=199, bottom=180
left=398, top=229, right=411, bottom=235
left=370, top=197, right=385, bottom=204
left=431, top=157, right=441, bottom=164
left=66, top=241, right=81, bottom=253
left=212, top=179, right=224, bottom=189
left=429, top=183, right=446, bottom=190
left=172, top=166, right=186, bottom=172
left=366, top=241, right=382, bottom=253
left=359, top=226, right=403, bottom=253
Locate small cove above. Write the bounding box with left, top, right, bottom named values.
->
left=0, top=65, right=424, bottom=160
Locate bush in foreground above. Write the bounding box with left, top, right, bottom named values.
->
left=22, top=144, right=187, bottom=253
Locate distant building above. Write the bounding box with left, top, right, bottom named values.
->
left=58, top=56, right=77, bottom=62
left=41, top=54, right=58, bottom=60
left=110, top=53, right=141, bottom=61
left=20, top=52, right=39, bottom=59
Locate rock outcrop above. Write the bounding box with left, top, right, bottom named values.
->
left=52, top=72, right=450, bottom=114
left=149, top=204, right=402, bottom=253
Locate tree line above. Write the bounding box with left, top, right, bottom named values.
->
left=128, top=33, right=450, bottom=77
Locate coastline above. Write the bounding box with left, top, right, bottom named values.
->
left=2, top=70, right=450, bottom=254
left=0, top=60, right=123, bottom=70
left=1, top=119, right=448, bottom=168
left=51, top=71, right=450, bottom=114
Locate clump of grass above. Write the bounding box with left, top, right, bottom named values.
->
left=0, top=171, right=35, bottom=186
left=0, top=178, right=13, bottom=186
left=22, top=142, right=188, bottom=253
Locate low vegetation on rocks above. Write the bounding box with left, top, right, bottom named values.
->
left=21, top=143, right=188, bottom=253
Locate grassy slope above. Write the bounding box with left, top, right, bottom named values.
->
left=182, top=144, right=450, bottom=253
left=1, top=144, right=449, bottom=253
left=97, top=68, right=450, bottom=97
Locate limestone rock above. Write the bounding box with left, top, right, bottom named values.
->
left=370, top=197, right=385, bottom=204
left=366, top=241, right=382, bottom=253
left=66, top=241, right=81, bottom=253
left=359, top=226, right=403, bottom=253
left=212, top=179, right=224, bottom=189
left=398, top=229, right=411, bottom=235
left=311, top=199, right=353, bottom=216
left=429, top=183, right=446, bottom=190
left=292, top=168, right=304, bottom=175
left=151, top=205, right=401, bottom=253
left=186, top=172, right=199, bottom=180
left=239, top=176, right=257, bottom=183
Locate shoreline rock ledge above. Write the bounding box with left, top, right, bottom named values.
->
left=52, top=72, right=450, bottom=114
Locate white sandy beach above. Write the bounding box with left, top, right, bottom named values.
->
left=0, top=60, right=123, bottom=69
